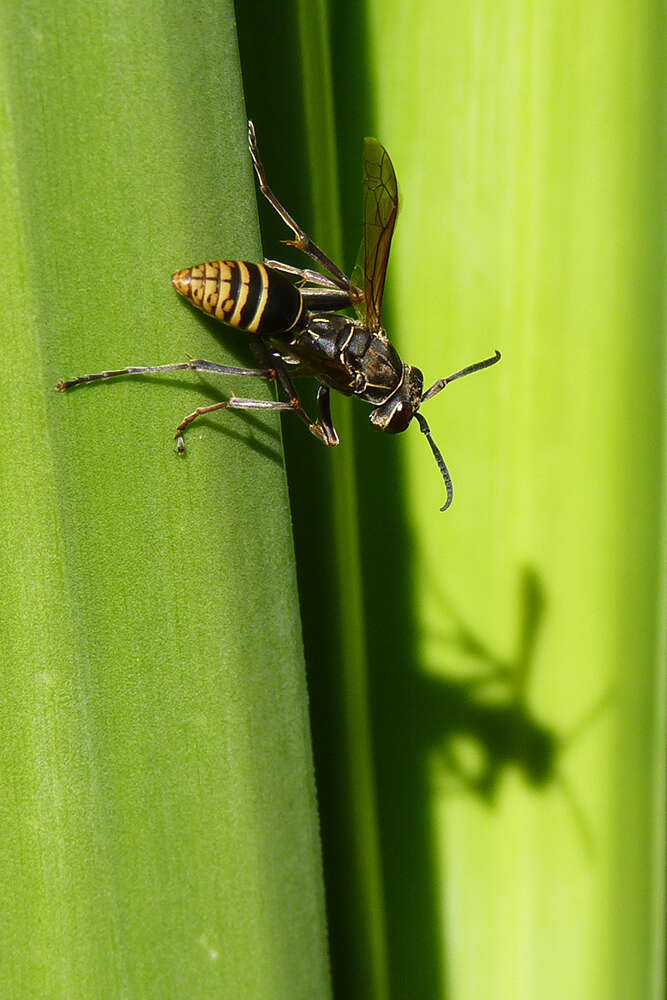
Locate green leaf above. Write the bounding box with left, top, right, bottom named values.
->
left=245, top=1, right=665, bottom=998
left=325, top=1, right=664, bottom=997
left=0, top=2, right=330, bottom=997
left=3, top=0, right=664, bottom=997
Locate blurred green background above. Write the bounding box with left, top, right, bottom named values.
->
left=0, top=0, right=663, bottom=998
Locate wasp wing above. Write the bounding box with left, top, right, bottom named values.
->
left=351, top=138, right=399, bottom=333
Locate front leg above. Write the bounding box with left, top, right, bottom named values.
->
left=315, top=385, right=339, bottom=445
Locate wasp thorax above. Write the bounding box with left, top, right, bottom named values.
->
left=369, top=364, right=424, bottom=434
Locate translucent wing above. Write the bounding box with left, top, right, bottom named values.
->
left=351, top=138, right=399, bottom=333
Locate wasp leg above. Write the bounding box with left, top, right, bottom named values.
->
left=248, top=120, right=350, bottom=293
left=56, top=358, right=276, bottom=392
left=248, top=340, right=339, bottom=446
left=264, top=259, right=341, bottom=289
left=263, top=263, right=363, bottom=305
left=174, top=392, right=337, bottom=453
left=315, top=386, right=339, bottom=445
left=174, top=397, right=292, bottom=453
left=264, top=260, right=356, bottom=310
left=270, top=357, right=338, bottom=445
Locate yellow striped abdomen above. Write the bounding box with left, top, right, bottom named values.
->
left=171, top=261, right=304, bottom=336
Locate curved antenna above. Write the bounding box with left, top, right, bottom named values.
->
left=415, top=413, right=453, bottom=511
left=422, top=349, right=501, bottom=403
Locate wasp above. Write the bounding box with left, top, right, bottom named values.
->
left=57, top=122, right=500, bottom=510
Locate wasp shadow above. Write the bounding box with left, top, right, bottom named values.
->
left=363, top=563, right=557, bottom=999
left=419, top=565, right=557, bottom=800
left=366, top=560, right=614, bottom=997
left=415, top=563, right=612, bottom=853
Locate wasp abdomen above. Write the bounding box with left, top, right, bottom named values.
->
left=171, top=261, right=304, bottom=336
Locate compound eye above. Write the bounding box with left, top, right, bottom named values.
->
left=369, top=396, right=413, bottom=434
left=387, top=400, right=412, bottom=432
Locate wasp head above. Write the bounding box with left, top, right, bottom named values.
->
left=369, top=364, right=423, bottom=434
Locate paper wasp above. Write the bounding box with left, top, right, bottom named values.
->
left=57, top=122, right=500, bottom=510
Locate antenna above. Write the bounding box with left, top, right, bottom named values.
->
left=415, top=413, right=453, bottom=511
left=417, top=349, right=501, bottom=510
left=422, top=350, right=501, bottom=403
